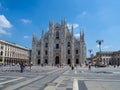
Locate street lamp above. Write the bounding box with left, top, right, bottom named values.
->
left=96, top=40, right=104, bottom=64
left=88, top=49, right=93, bottom=63
left=96, top=40, right=103, bottom=52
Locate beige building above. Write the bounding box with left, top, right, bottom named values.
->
left=0, top=39, right=30, bottom=64
left=112, top=51, right=120, bottom=66
left=93, top=51, right=120, bottom=66
left=32, top=19, right=86, bottom=65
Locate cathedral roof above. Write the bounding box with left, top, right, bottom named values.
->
left=55, top=23, right=61, bottom=30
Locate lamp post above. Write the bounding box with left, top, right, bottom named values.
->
left=88, top=49, right=93, bottom=63
left=96, top=40, right=104, bottom=64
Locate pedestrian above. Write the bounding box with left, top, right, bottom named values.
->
left=71, top=65, right=74, bottom=70
left=114, top=65, right=116, bottom=68
left=88, top=63, right=91, bottom=70
left=117, top=64, right=119, bottom=68
left=20, top=62, right=25, bottom=73
left=52, top=64, right=53, bottom=67
left=95, top=63, right=97, bottom=68
left=30, top=62, right=33, bottom=71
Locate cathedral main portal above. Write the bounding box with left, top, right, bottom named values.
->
left=55, top=56, right=59, bottom=64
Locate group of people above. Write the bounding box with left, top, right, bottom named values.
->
left=18, top=62, right=33, bottom=73
left=0, top=62, right=33, bottom=72
left=70, top=63, right=91, bottom=70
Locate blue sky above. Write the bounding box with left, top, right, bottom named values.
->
left=0, top=0, right=120, bottom=56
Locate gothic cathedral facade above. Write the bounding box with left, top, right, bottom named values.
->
left=32, top=19, right=86, bottom=65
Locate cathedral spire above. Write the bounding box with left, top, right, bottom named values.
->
left=49, top=20, right=54, bottom=33
left=82, top=30, right=85, bottom=42
left=32, top=33, right=37, bottom=43
left=49, top=20, right=54, bottom=26
left=63, top=18, right=66, bottom=25
left=80, top=28, right=82, bottom=41
left=72, top=24, right=74, bottom=36
left=80, top=28, right=85, bottom=42
left=42, top=26, right=44, bottom=38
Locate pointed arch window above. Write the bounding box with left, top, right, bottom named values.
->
left=76, top=59, right=79, bottom=64
left=38, top=50, right=40, bottom=55
left=45, top=50, right=48, bottom=55
left=56, top=44, right=59, bottom=49
left=76, top=50, right=78, bottom=54
left=38, top=59, right=40, bottom=64
left=68, top=42, right=70, bottom=47
left=68, top=50, right=70, bottom=54
left=45, top=43, right=48, bottom=48
left=56, top=31, right=59, bottom=39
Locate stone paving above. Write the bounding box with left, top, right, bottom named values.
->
left=0, top=65, right=68, bottom=90
left=0, top=65, right=120, bottom=90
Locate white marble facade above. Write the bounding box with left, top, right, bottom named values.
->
left=32, top=19, right=86, bottom=65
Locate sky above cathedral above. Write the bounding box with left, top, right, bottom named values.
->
left=0, top=0, right=120, bottom=56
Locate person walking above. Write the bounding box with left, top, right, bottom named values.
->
left=71, top=64, right=74, bottom=70
left=88, top=63, right=91, bottom=70
left=20, top=62, right=25, bottom=73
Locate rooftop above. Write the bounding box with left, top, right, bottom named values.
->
left=0, top=39, right=30, bottom=50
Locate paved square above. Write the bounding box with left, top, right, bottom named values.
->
left=0, top=65, right=120, bottom=90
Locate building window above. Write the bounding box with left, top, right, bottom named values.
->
left=1, top=51, right=3, bottom=56
left=38, top=50, right=40, bottom=55
left=45, top=43, right=48, bottom=48
left=38, top=59, right=40, bottom=64
left=68, top=42, right=70, bottom=47
left=67, top=59, right=71, bottom=64
left=56, top=44, right=59, bottom=49
left=45, top=50, right=47, bottom=55
left=76, top=50, right=78, bottom=54
left=45, top=59, right=48, bottom=64
left=76, top=59, right=79, bottom=64
left=68, top=50, right=70, bottom=54
left=0, top=59, right=2, bottom=62
left=56, top=31, right=59, bottom=39
left=1, top=45, right=3, bottom=49
left=5, top=51, right=6, bottom=56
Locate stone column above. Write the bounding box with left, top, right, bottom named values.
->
left=61, top=41, right=65, bottom=65
left=40, top=27, right=44, bottom=64
left=48, top=21, right=54, bottom=65
left=31, top=34, right=37, bottom=65
left=71, top=27, right=75, bottom=66
left=48, top=33, right=54, bottom=65
left=41, top=41, right=44, bottom=64
left=63, top=41, right=66, bottom=65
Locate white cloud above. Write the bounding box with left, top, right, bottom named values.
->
left=0, top=15, right=12, bottom=28
left=21, top=19, right=32, bottom=24
left=0, top=15, right=12, bottom=35
left=103, top=45, right=112, bottom=50
left=24, top=35, right=30, bottom=39
left=73, top=24, right=79, bottom=29
left=96, top=45, right=99, bottom=48
left=96, top=44, right=112, bottom=51
left=67, top=23, right=79, bottom=30
left=77, top=11, right=87, bottom=19
left=74, top=33, right=80, bottom=38
left=0, top=28, right=11, bottom=35
left=81, top=11, right=87, bottom=16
